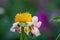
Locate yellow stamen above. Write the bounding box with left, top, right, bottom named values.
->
left=15, top=12, right=32, bottom=22
left=24, top=27, right=30, bottom=35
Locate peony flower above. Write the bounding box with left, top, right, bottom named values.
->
left=10, top=12, right=42, bottom=38
left=10, top=12, right=42, bottom=40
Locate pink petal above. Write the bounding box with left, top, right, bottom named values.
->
left=10, top=22, right=20, bottom=32
left=31, top=27, right=40, bottom=36
left=36, top=21, right=42, bottom=28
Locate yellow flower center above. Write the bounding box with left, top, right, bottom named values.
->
left=24, top=27, right=30, bottom=35
left=15, top=12, right=32, bottom=22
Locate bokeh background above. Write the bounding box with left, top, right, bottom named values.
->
left=0, top=0, right=60, bottom=40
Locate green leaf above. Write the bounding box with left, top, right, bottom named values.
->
left=51, top=16, right=60, bottom=22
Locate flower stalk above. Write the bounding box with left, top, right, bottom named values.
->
left=20, top=27, right=24, bottom=40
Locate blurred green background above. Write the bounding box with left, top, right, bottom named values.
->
left=0, top=0, right=60, bottom=40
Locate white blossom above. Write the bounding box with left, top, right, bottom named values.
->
left=27, top=16, right=42, bottom=36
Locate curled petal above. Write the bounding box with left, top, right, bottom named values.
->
left=31, top=27, right=40, bottom=36
left=36, top=21, right=42, bottom=28
left=10, top=26, right=15, bottom=32
left=13, top=22, right=19, bottom=26
left=10, top=22, right=19, bottom=32
left=10, top=26, right=16, bottom=32
left=32, top=16, right=38, bottom=23
left=14, top=26, right=20, bottom=32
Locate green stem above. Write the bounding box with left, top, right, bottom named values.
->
left=25, top=34, right=28, bottom=40
left=20, top=27, right=23, bottom=40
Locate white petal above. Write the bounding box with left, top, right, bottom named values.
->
left=10, top=28, right=15, bottom=32
left=10, top=26, right=15, bottom=32
left=27, top=22, right=32, bottom=26
left=36, top=21, right=42, bottom=28
left=13, top=22, right=19, bottom=26
left=10, top=22, right=19, bottom=32
left=31, top=27, right=40, bottom=36
left=32, top=16, right=38, bottom=23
